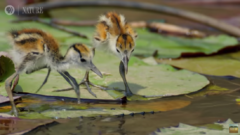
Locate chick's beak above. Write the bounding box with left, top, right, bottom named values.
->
left=122, top=55, right=129, bottom=74
left=90, top=61, right=103, bottom=78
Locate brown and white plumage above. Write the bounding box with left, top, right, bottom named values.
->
left=5, top=28, right=102, bottom=116
left=9, top=29, right=99, bottom=72
left=93, top=12, right=138, bottom=73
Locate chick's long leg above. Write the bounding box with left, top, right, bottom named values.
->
left=5, top=73, right=19, bottom=117
left=26, top=65, right=51, bottom=94
left=35, top=67, right=51, bottom=93
left=78, top=71, right=107, bottom=97
left=58, top=71, right=81, bottom=103
left=82, top=48, right=107, bottom=91
left=119, top=61, right=133, bottom=96
left=5, top=53, right=38, bottom=117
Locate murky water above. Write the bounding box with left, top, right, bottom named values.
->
left=0, top=75, right=240, bottom=135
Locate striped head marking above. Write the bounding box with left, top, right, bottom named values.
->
left=115, top=34, right=135, bottom=74
left=65, top=43, right=102, bottom=77
left=73, top=43, right=93, bottom=59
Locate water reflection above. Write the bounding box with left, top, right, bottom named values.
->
left=0, top=119, right=16, bottom=131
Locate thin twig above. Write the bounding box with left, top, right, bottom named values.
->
left=51, top=19, right=97, bottom=26
left=12, top=17, right=88, bottom=39
left=52, top=19, right=147, bottom=28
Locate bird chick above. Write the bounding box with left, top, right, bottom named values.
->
left=5, top=28, right=102, bottom=116
left=93, top=12, right=138, bottom=73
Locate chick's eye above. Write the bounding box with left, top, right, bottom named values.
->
left=81, top=59, right=86, bottom=62
left=116, top=49, right=120, bottom=53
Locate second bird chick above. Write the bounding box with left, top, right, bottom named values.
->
left=5, top=28, right=102, bottom=116
left=94, top=12, right=138, bottom=74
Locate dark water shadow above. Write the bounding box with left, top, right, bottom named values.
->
left=108, top=81, right=147, bottom=92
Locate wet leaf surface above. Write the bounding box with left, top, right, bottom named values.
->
left=158, top=51, right=240, bottom=77
left=93, top=52, right=209, bottom=98
left=0, top=52, right=209, bottom=100
left=135, top=29, right=238, bottom=58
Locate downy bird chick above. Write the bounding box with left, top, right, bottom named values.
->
left=5, top=28, right=102, bottom=116
left=94, top=12, right=138, bottom=73
left=93, top=12, right=138, bottom=96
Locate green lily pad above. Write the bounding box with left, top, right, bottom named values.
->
left=135, top=28, right=238, bottom=58
left=153, top=119, right=239, bottom=135
left=92, top=51, right=209, bottom=98
left=0, top=50, right=209, bottom=100
left=158, top=51, right=240, bottom=77
left=0, top=56, right=15, bottom=82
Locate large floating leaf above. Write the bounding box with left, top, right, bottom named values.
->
left=158, top=51, right=240, bottom=77
left=0, top=50, right=209, bottom=100
left=135, top=28, right=238, bottom=58
left=91, top=51, right=209, bottom=98
left=153, top=119, right=239, bottom=135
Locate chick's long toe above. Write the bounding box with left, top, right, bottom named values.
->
left=53, top=71, right=107, bottom=98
